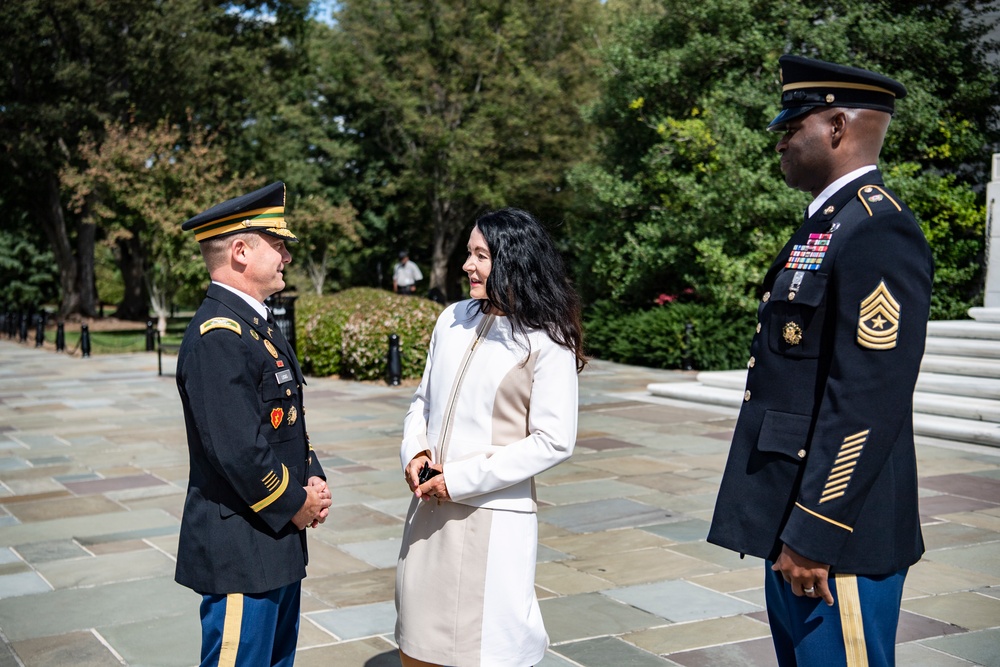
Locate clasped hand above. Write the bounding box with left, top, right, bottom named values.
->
left=405, top=451, right=450, bottom=502
left=292, top=476, right=332, bottom=530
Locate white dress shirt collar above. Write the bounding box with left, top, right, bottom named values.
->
left=807, top=165, right=877, bottom=218
left=213, top=281, right=269, bottom=320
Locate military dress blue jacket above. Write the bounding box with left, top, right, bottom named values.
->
left=707, top=170, right=933, bottom=575
left=175, top=283, right=325, bottom=594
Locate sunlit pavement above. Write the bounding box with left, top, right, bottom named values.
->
left=1, top=340, right=998, bottom=666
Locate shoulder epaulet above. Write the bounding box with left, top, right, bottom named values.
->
left=200, top=317, right=242, bottom=336
left=856, top=185, right=901, bottom=217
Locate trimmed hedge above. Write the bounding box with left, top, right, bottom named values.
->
left=583, top=301, right=757, bottom=371
left=297, top=288, right=443, bottom=381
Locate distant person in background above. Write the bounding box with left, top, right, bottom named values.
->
left=708, top=56, right=933, bottom=666
left=176, top=181, right=332, bottom=667
left=393, top=250, right=423, bottom=295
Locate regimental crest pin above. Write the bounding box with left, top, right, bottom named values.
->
left=783, top=321, right=803, bottom=346
left=287, top=405, right=298, bottom=426
left=270, top=407, right=283, bottom=429
left=250, top=330, right=259, bottom=340
left=264, top=339, right=279, bottom=359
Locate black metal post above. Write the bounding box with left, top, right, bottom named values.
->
left=34, top=313, right=45, bottom=347
left=56, top=321, right=65, bottom=352
left=80, top=323, right=92, bottom=358
left=146, top=320, right=156, bottom=351
left=19, top=313, right=29, bottom=343
left=387, top=333, right=402, bottom=386
left=682, top=322, right=694, bottom=371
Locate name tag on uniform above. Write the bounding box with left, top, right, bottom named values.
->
left=275, top=370, right=293, bottom=384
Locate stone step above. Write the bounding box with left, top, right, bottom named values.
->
left=647, top=379, right=1000, bottom=445
left=916, top=372, right=1000, bottom=401
left=695, top=369, right=1000, bottom=402
left=919, top=354, right=1000, bottom=379
left=923, top=336, right=1000, bottom=359
left=927, top=320, right=1000, bottom=340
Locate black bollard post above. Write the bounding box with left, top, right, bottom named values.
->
left=682, top=322, right=694, bottom=371
left=387, top=333, right=402, bottom=386
left=80, top=323, right=92, bottom=358
left=145, top=320, right=156, bottom=351
left=19, top=313, right=29, bottom=343
left=34, top=313, right=45, bottom=347
left=56, top=321, right=65, bottom=352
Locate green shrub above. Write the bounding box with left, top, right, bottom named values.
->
left=297, top=288, right=443, bottom=380
left=584, top=301, right=756, bottom=371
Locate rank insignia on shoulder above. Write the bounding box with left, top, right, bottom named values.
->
left=857, top=185, right=901, bottom=216
left=270, top=407, right=283, bottom=429
left=857, top=280, right=900, bottom=350
left=264, top=339, right=279, bottom=359
left=200, top=317, right=242, bottom=336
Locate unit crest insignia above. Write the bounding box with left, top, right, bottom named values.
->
left=250, top=330, right=260, bottom=340
left=782, top=322, right=803, bottom=346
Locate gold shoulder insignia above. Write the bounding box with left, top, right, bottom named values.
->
left=857, top=280, right=900, bottom=349
left=199, top=317, right=242, bottom=337
left=857, top=185, right=901, bottom=216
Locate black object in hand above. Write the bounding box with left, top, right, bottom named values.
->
left=418, top=461, right=441, bottom=484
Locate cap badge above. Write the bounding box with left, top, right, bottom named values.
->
left=287, top=406, right=298, bottom=426
left=270, top=407, right=284, bottom=429
left=783, top=321, right=803, bottom=346
left=264, top=339, right=279, bottom=359
left=825, top=93, right=835, bottom=104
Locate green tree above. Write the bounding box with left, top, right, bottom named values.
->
left=321, top=0, right=603, bottom=295
left=0, top=0, right=313, bottom=318
left=62, top=117, right=263, bottom=332
left=570, top=0, right=999, bottom=318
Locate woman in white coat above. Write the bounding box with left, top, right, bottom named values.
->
left=395, top=208, right=587, bottom=667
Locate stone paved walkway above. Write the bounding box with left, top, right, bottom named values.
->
left=1, top=340, right=999, bottom=666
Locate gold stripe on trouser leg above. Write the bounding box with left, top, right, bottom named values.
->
left=835, top=574, right=869, bottom=667
left=219, top=593, right=244, bottom=667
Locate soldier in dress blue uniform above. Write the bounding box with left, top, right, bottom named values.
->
left=707, top=56, right=933, bottom=666
left=175, top=181, right=332, bottom=667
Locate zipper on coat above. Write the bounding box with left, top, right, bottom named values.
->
left=438, top=313, right=495, bottom=463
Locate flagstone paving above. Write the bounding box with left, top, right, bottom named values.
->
left=1, top=340, right=999, bottom=666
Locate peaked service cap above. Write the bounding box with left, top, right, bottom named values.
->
left=182, top=181, right=297, bottom=242
left=767, top=55, right=907, bottom=132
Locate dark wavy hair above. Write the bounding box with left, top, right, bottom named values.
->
left=472, top=207, right=587, bottom=372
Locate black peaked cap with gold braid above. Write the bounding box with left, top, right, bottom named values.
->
left=182, top=181, right=298, bottom=243
left=768, top=55, right=907, bottom=132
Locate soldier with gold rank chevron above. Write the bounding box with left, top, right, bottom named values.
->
left=707, top=56, right=933, bottom=667
left=175, top=181, right=331, bottom=667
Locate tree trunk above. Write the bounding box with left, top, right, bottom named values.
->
left=35, top=173, right=80, bottom=318
left=116, top=234, right=148, bottom=320
left=76, top=220, right=98, bottom=317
